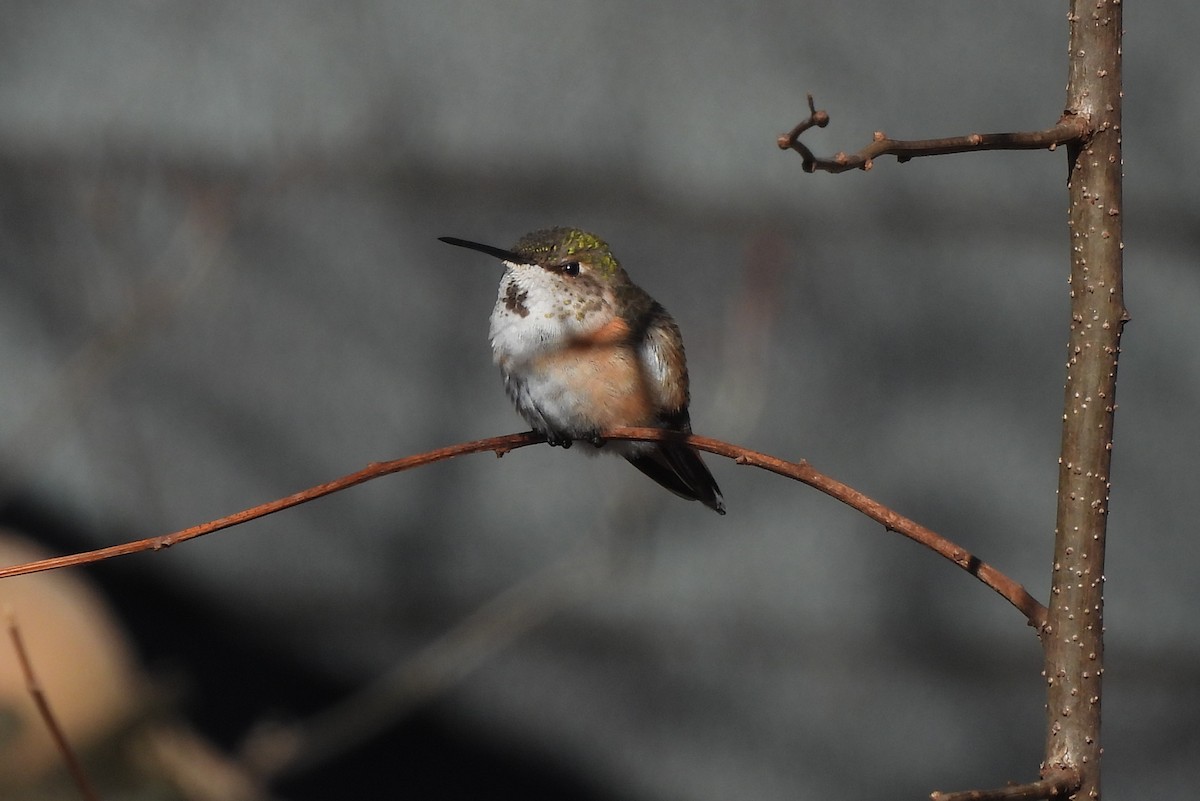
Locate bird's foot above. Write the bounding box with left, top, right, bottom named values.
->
left=545, top=432, right=573, bottom=449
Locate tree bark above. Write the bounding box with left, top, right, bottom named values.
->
left=1043, top=1, right=1125, bottom=798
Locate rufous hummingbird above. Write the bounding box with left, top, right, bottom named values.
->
left=440, top=227, right=725, bottom=514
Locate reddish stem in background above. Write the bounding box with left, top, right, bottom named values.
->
left=7, top=611, right=103, bottom=801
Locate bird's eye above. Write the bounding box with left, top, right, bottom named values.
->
left=560, top=261, right=581, bottom=277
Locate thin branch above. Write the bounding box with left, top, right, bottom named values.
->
left=680, top=430, right=1047, bottom=629
left=2, top=186, right=232, bottom=477
left=777, top=94, right=1087, bottom=173
left=0, top=432, right=544, bottom=579
left=241, top=540, right=614, bottom=778
left=930, top=768, right=1081, bottom=801
left=6, top=609, right=103, bottom=801
left=0, top=429, right=1046, bottom=628
left=246, top=463, right=671, bottom=779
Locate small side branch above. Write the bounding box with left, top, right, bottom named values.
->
left=0, top=429, right=1045, bottom=629
left=7, top=610, right=102, bottom=801
left=777, top=94, right=1087, bottom=173
left=930, top=768, right=1081, bottom=801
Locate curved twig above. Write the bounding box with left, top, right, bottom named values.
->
left=0, top=432, right=546, bottom=579
left=671, top=429, right=1046, bottom=629
left=0, top=429, right=1046, bottom=629
left=778, top=94, right=1087, bottom=173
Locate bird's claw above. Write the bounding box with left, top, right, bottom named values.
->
left=546, top=432, right=573, bottom=449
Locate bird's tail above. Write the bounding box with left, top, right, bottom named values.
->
left=626, top=443, right=725, bottom=514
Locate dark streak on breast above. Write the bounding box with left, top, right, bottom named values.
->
left=505, top=284, right=530, bottom=317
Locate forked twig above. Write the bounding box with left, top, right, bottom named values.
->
left=777, top=94, right=1087, bottom=173
left=0, top=429, right=1046, bottom=629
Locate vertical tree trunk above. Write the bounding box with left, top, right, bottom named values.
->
left=1044, top=1, right=1125, bottom=798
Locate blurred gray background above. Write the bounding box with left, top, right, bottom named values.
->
left=1, top=1, right=1196, bottom=798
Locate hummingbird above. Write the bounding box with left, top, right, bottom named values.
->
left=439, top=227, right=725, bottom=514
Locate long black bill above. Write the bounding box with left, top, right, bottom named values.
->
left=438, top=237, right=530, bottom=265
